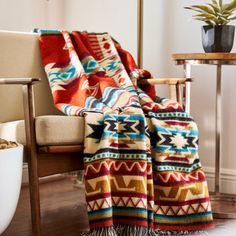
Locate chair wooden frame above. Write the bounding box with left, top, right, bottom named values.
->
left=0, top=77, right=192, bottom=236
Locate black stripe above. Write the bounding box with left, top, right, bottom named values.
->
left=114, top=215, right=147, bottom=221
left=153, top=159, right=200, bottom=168
left=145, top=115, right=193, bottom=122
left=84, top=148, right=148, bottom=157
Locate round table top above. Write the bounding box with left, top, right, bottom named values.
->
left=172, top=53, right=236, bottom=61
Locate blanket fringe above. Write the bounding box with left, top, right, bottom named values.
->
left=81, top=226, right=117, bottom=236
left=81, top=225, right=159, bottom=236
left=115, top=225, right=159, bottom=236
left=81, top=226, right=208, bottom=236
left=156, top=229, right=207, bottom=235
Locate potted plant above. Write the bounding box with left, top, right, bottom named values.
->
left=185, top=0, right=236, bottom=52
left=0, top=138, right=23, bottom=234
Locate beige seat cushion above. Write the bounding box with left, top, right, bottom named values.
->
left=0, top=115, right=85, bottom=146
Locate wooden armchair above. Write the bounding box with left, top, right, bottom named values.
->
left=0, top=31, right=192, bottom=236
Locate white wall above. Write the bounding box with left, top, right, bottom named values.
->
left=62, top=0, right=137, bottom=61
left=1, top=0, right=236, bottom=192
left=0, top=0, right=65, bottom=31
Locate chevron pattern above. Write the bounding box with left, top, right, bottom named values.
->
left=84, top=160, right=152, bottom=176
left=154, top=169, right=207, bottom=184
left=87, top=198, right=112, bottom=212
left=87, top=196, right=149, bottom=212
left=155, top=201, right=211, bottom=216
left=39, top=30, right=214, bottom=235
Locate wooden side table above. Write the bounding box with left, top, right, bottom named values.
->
left=172, top=53, right=236, bottom=219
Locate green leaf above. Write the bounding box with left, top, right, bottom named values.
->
left=219, top=0, right=223, bottom=8
left=218, top=16, right=230, bottom=24
left=187, top=5, right=215, bottom=14
left=185, top=0, right=236, bottom=25
left=228, top=15, right=236, bottom=20
left=208, top=3, right=220, bottom=13
left=223, top=0, right=236, bottom=11
left=184, top=6, right=204, bottom=14
left=193, top=17, right=216, bottom=25
left=222, top=9, right=233, bottom=16
left=212, top=0, right=218, bottom=5
left=194, top=13, right=218, bottom=21
left=205, top=21, right=214, bottom=25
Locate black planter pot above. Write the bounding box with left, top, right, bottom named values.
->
left=202, top=25, right=235, bottom=53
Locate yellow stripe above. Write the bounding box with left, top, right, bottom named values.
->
left=89, top=212, right=112, bottom=221
left=155, top=215, right=213, bottom=224
left=113, top=211, right=147, bottom=218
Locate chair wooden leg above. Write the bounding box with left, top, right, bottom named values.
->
left=185, top=81, right=191, bottom=113
left=169, top=84, right=177, bottom=101
left=22, top=83, right=42, bottom=235
left=176, top=83, right=182, bottom=106
left=28, top=155, right=41, bottom=236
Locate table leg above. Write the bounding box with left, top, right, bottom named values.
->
left=211, top=64, right=236, bottom=219
left=183, top=64, right=191, bottom=113
left=215, top=64, right=222, bottom=195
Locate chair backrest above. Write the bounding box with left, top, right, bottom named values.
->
left=0, top=31, right=61, bottom=123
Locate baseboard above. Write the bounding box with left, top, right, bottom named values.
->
left=204, top=166, right=236, bottom=194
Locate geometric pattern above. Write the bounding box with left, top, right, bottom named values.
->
left=84, top=160, right=151, bottom=176
left=112, top=196, right=147, bottom=208
left=154, top=169, right=207, bottom=184
left=155, top=201, right=211, bottom=216
left=87, top=198, right=112, bottom=212
left=154, top=181, right=209, bottom=201
left=38, top=29, right=214, bottom=236
left=154, top=125, right=199, bottom=155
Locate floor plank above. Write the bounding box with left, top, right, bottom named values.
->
left=2, top=177, right=236, bottom=236
left=2, top=177, right=88, bottom=236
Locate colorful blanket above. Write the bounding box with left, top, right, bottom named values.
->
left=38, top=30, right=214, bottom=235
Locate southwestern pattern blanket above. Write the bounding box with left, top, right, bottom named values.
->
left=38, top=30, right=214, bottom=235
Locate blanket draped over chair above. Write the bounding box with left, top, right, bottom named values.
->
left=38, top=30, right=214, bottom=235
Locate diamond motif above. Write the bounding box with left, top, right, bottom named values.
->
left=170, top=133, right=188, bottom=149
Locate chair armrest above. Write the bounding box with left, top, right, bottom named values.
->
left=0, top=78, right=40, bottom=85
left=138, top=77, right=192, bottom=114
left=0, top=77, right=40, bottom=183
left=137, top=77, right=192, bottom=85
left=0, top=77, right=40, bottom=149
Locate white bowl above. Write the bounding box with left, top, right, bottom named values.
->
left=0, top=144, right=23, bottom=234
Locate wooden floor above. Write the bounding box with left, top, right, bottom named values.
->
left=2, top=177, right=89, bottom=236
left=2, top=177, right=236, bottom=236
